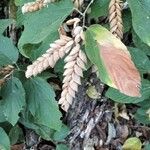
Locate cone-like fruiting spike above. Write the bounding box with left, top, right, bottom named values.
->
left=109, top=0, right=123, bottom=39
left=25, top=36, right=74, bottom=78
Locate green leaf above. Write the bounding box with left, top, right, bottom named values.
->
left=9, top=125, right=23, bottom=145
left=20, top=111, right=55, bottom=140
left=122, top=137, right=142, bottom=150
left=0, top=127, right=10, bottom=150
left=134, top=107, right=150, bottom=125
left=127, top=0, right=150, bottom=46
left=144, top=144, right=150, bottom=150
left=53, top=124, right=70, bottom=142
left=56, top=144, right=69, bottom=150
left=90, top=0, right=110, bottom=18
left=0, top=37, right=18, bottom=66
left=18, top=0, right=73, bottom=57
left=30, top=30, right=59, bottom=60
left=106, top=80, right=150, bottom=104
left=0, top=19, right=13, bottom=34
left=132, top=30, right=150, bottom=56
left=15, top=0, right=32, bottom=6
left=122, top=9, right=132, bottom=33
left=128, top=47, right=150, bottom=73
left=134, top=99, right=150, bottom=125
left=0, top=77, right=25, bottom=125
left=24, top=77, right=62, bottom=130
left=85, top=25, right=113, bottom=87
left=0, top=19, right=18, bottom=66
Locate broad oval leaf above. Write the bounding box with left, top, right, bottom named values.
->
left=85, top=25, right=141, bottom=97
left=0, top=37, right=18, bottom=67
left=127, top=0, right=150, bottom=46
left=128, top=47, right=150, bottom=73
left=0, top=19, right=18, bottom=66
left=24, top=77, right=62, bottom=131
left=90, top=0, right=110, bottom=18
left=0, top=77, right=25, bottom=125
left=0, top=127, right=10, bottom=150
left=106, top=80, right=150, bottom=104
left=0, top=19, right=13, bottom=34
left=18, top=0, right=73, bottom=57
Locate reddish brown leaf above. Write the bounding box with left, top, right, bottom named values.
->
left=99, top=44, right=141, bottom=97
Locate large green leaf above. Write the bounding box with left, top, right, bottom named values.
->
left=90, top=0, right=110, bottom=18
left=9, top=125, right=23, bottom=145
left=15, top=0, right=32, bottom=6
left=135, top=107, right=150, bottom=125
left=106, top=80, right=150, bottom=104
left=20, top=111, right=55, bottom=140
left=135, top=99, right=150, bottom=125
left=53, top=124, right=69, bottom=142
left=0, top=127, right=10, bottom=150
left=30, top=30, right=59, bottom=61
left=0, top=19, right=18, bottom=66
left=122, top=9, right=132, bottom=33
left=128, top=47, right=150, bottom=73
left=24, top=77, right=62, bottom=130
left=0, top=19, right=13, bottom=34
left=132, top=30, right=150, bottom=56
left=0, top=77, right=25, bottom=125
left=56, top=144, right=69, bottom=150
left=127, top=0, right=150, bottom=46
left=18, top=0, right=73, bottom=57
left=0, top=37, right=18, bottom=66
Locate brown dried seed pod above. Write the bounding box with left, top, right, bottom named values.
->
left=25, top=36, right=74, bottom=78
left=109, top=0, right=123, bottom=39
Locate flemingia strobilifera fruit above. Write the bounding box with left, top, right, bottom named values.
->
left=85, top=24, right=141, bottom=97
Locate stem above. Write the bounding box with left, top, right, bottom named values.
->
left=73, top=0, right=95, bottom=28
left=82, top=0, right=94, bottom=27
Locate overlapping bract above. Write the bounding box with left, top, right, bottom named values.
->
left=109, top=0, right=123, bottom=39
left=59, top=23, right=87, bottom=111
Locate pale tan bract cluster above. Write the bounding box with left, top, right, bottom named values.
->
left=109, top=0, right=123, bottom=39
left=59, top=19, right=87, bottom=111
left=25, top=18, right=87, bottom=112
left=22, top=0, right=56, bottom=14
left=26, top=35, right=74, bottom=78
